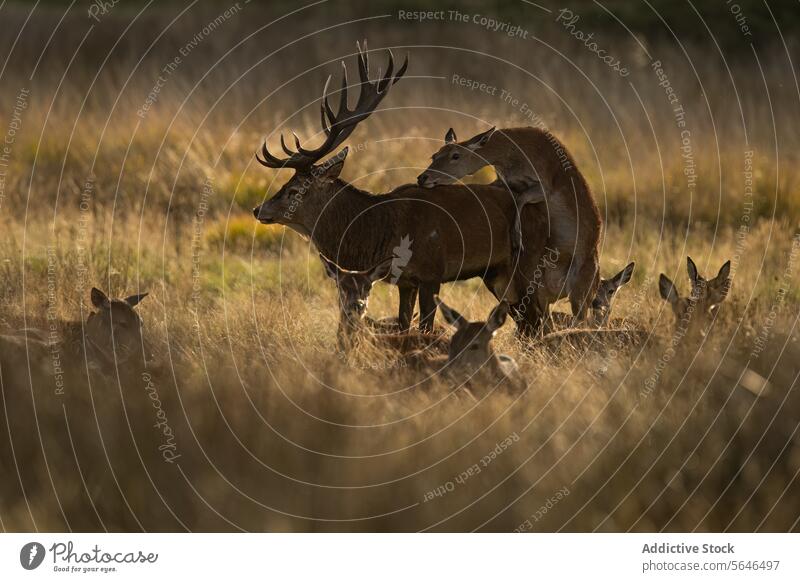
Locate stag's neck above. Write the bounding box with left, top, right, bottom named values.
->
left=309, top=181, right=400, bottom=270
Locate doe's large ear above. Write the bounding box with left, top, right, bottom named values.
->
left=618, top=262, right=635, bottom=285
left=125, top=293, right=148, bottom=308
left=317, top=147, right=348, bottom=181
left=319, top=253, right=340, bottom=280
left=708, top=260, right=732, bottom=303
left=91, top=287, right=110, bottom=309
left=716, top=260, right=731, bottom=281
left=444, top=128, right=457, bottom=144
left=466, top=126, right=496, bottom=150
left=609, top=261, right=635, bottom=291
left=435, top=295, right=467, bottom=330
left=486, top=301, right=509, bottom=333
left=687, top=256, right=700, bottom=287
left=368, top=257, right=394, bottom=283
left=659, top=274, right=680, bottom=304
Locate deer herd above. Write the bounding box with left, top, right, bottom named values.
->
left=0, top=42, right=732, bottom=396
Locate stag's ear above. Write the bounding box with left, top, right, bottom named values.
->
left=659, top=274, right=679, bottom=304
left=317, top=147, right=348, bottom=181
left=368, top=257, right=394, bottom=283
left=125, top=293, right=148, bottom=307
left=435, top=295, right=467, bottom=330
left=687, top=256, right=700, bottom=287
left=319, top=253, right=340, bottom=280
left=486, top=301, right=509, bottom=333
left=467, top=126, right=495, bottom=150
left=445, top=128, right=457, bottom=143
left=91, top=287, right=110, bottom=309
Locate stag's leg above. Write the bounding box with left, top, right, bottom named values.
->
left=418, top=282, right=441, bottom=333
left=397, top=284, right=418, bottom=332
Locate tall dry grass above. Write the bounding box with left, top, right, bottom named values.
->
left=0, top=1, right=799, bottom=531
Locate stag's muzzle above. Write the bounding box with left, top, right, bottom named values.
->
left=253, top=204, right=276, bottom=224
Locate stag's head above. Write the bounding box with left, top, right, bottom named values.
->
left=417, top=127, right=496, bottom=188
left=253, top=41, right=407, bottom=232
left=85, top=287, right=149, bottom=365
left=659, top=257, right=731, bottom=337
left=319, top=253, right=393, bottom=341
left=436, top=296, right=509, bottom=374
left=592, top=262, right=635, bottom=326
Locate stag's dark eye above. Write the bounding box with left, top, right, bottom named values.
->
left=469, top=344, right=479, bottom=350
left=451, top=152, right=460, bottom=161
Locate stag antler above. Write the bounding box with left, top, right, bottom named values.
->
left=257, top=40, right=408, bottom=170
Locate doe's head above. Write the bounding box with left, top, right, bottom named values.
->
left=659, top=257, right=731, bottom=337
left=687, top=256, right=731, bottom=304
left=436, top=296, right=509, bottom=373
left=320, top=253, right=393, bottom=337
left=592, top=262, right=635, bottom=326
left=417, top=127, right=496, bottom=188
left=86, top=287, right=148, bottom=364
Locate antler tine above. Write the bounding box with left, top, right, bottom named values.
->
left=320, top=75, right=333, bottom=135
left=337, top=61, right=350, bottom=119
left=378, top=50, right=395, bottom=93
left=319, top=104, right=331, bottom=136
left=382, top=51, right=408, bottom=93
left=296, top=131, right=319, bottom=157
left=279, top=134, right=294, bottom=156
left=292, top=132, right=303, bottom=152
left=357, top=40, right=369, bottom=83
left=257, top=140, right=291, bottom=168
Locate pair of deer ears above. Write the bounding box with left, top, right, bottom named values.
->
left=91, top=287, right=148, bottom=309
left=319, top=253, right=393, bottom=283
left=659, top=258, right=732, bottom=303
left=687, top=256, right=731, bottom=288
left=444, top=126, right=496, bottom=148
left=435, top=296, right=509, bottom=333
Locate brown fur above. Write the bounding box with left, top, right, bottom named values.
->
left=418, top=126, right=603, bottom=327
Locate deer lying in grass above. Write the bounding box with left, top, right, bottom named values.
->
left=405, top=297, right=524, bottom=395
left=549, top=261, right=636, bottom=329
left=539, top=262, right=647, bottom=353
left=659, top=257, right=731, bottom=338
left=253, top=43, right=548, bottom=335
left=0, top=287, right=151, bottom=378
left=417, top=126, right=602, bottom=326
left=318, top=253, right=447, bottom=353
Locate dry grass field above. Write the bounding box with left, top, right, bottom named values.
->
left=0, top=0, right=799, bottom=532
